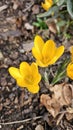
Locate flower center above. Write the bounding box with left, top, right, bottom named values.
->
left=42, top=56, right=50, bottom=64
left=25, top=75, right=34, bottom=85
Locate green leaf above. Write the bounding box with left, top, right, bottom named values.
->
left=51, top=58, right=70, bottom=85
left=37, top=18, right=43, bottom=23
left=33, top=18, right=48, bottom=29
left=57, top=20, right=66, bottom=27
left=67, top=0, right=73, bottom=19
left=53, top=0, right=58, bottom=4
left=33, top=22, right=40, bottom=27
left=64, top=33, right=72, bottom=39
left=57, top=0, right=65, bottom=6
left=37, top=6, right=59, bottom=18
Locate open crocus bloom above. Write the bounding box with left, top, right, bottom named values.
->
left=9, top=62, right=41, bottom=93
left=67, top=46, right=73, bottom=80
left=41, top=0, right=53, bottom=11
left=32, top=35, right=64, bottom=67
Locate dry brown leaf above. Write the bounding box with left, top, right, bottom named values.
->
left=66, top=113, right=73, bottom=120
left=66, top=107, right=73, bottom=120
left=32, top=5, right=39, bottom=14
left=40, top=94, right=60, bottom=117
left=46, top=22, right=57, bottom=34
left=66, top=107, right=73, bottom=114
left=50, top=83, right=73, bottom=106
left=40, top=83, right=73, bottom=118
left=12, top=0, right=21, bottom=10
left=25, top=23, right=34, bottom=30
left=62, top=84, right=73, bottom=105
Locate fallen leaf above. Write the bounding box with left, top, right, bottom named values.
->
left=40, top=94, right=60, bottom=117
left=40, top=83, right=73, bottom=117
left=25, top=23, right=33, bottom=30
left=12, top=0, right=21, bottom=10
left=46, top=21, right=57, bottom=34
left=50, top=83, right=73, bottom=106
left=66, top=107, right=73, bottom=114
left=66, top=107, right=73, bottom=120
left=32, top=5, right=39, bottom=14
left=66, top=113, right=73, bottom=120
left=62, top=84, right=73, bottom=105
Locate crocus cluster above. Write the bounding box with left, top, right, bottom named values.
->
left=9, top=35, right=64, bottom=93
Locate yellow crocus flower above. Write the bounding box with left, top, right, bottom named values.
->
left=67, top=46, right=73, bottom=80
left=9, top=62, right=41, bottom=93
left=32, top=35, right=64, bottom=67
left=41, top=0, right=53, bottom=11
left=67, top=62, right=73, bottom=80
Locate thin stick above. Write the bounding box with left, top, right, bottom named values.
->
left=23, top=2, right=34, bottom=12
left=0, top=116, right=43, bottom=125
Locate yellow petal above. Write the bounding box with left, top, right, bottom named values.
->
left=17, top=77, right=26, bottom=87
left=36, top=43, right=64, bottom=67
left=48, top=45, right=64, bottom=65
left=31, top=62, right=41, bottom=82
left=34, top=73, right=41, bottom=83
left=41, top=3, right=50, bottom=11
left=36, top=60, right=49, bottom=67
left=67, top=63, right=73, bottom=80
left=42, top=40, right=56, bottom=60
left=20, top=62, right=31, bottom=77
left=32, top=47, right=42, bottom=60
left=41, top=0, right=53, bottom=11
left=8, top=67, right=21, bottom=79
left=31, top=62, right=37, bottom=68
left=70, top=46, right=73, bottom=54
left=54, top=46, right=64, bottom=62
left=31, top=62, right=40, bottom=73
left=34, top=35, right=44, bottom=49
left=27, top=84, right=40, bottom=93
left=32, top=35, right=44, bottom=57
left=31, top=62, right=38, bottom=74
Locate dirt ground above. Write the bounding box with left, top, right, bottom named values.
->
left=0, top=0, right=73, bottom=130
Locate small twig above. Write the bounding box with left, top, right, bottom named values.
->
left=56, top=113, right=65, bottom=125
left=23, top=2, right=34, bottom=13
left=0, top=116, right=43, bottom=125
